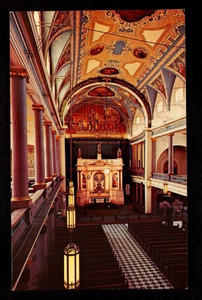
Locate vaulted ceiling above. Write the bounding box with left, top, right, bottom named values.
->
left=10, top=9, right=186, bottom=141
left=39, top=9, right=185, bottom=138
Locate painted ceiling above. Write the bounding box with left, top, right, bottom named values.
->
left=40, top=9, right=185, bottom=138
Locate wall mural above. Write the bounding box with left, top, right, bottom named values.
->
left=65, top=104, right=127, bottom=137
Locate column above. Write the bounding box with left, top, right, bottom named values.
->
left=140, top=184, right=143, bottom=205
left=135, top=144, right=138, bottom=168
left=32, top=104, right=46, bottom=190
left=119, top=170, right=123, bottom=190
left=140, top=142, right=143, bottom=168
left=59, top=130, right=66, bottom=192
left=135, top=183, right=139, bottom=203
left=51, top=129, right=57, bottom=177
left=56, top=136, right=60, bottom=175
left=151, top=137, right=157, bottom=174
left=36, top=225, right=48, bottom=289
left=168, top=133, right=174, bottom=174
left=144, top=128, right=152, bottom=213
left=10, top=66, right=31, bottom=209
left=77, top=171, right=80, bottom=191
left=44, top=121, right=53, bottom=182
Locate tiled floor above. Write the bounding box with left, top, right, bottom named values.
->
left=102, top=223, right=174, bottom=289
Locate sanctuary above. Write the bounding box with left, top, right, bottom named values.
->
left=76, top=144, right=124, bottom=206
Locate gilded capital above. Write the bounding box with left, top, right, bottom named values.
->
left=32, top=103, right=44, bottom=112
left=43, top=121, right=52, bottom=126
left=10, top=66, right=29, bottom=83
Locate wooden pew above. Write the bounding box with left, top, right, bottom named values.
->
left=149, top=243, right=187, bottom=259
left=153, top=247, right=187, bottom=265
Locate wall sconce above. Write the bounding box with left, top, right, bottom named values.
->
left=64, top=242, right=80, bottom=289
left=66, top=206, right=76, bottom=231
left=147, top=179, right=151, bottom=188
left=163, top=182, right=168, bottom=194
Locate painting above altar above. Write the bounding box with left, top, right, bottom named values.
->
left=65, top=104, right=127, bottom=138
left=76, top=144, right=124, bottom=206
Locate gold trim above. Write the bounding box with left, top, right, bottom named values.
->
left=33, top=182, right=46, bottom=186
left=11, top=196, right=31, bottom=202
left=43, top=121, right=52, bottom=126
left=32, top=104, right=44, bottom=112
left=51, top=130, right=57, bottom=134
left=10, top=67, right=29, bottom=83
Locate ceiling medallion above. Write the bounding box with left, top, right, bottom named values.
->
left=100, top=68, right=119, bottom=75
left=133, top=47, right=148, bottom=59
left=90, top=44, right=105, bottom=56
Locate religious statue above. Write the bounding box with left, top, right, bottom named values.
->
left=97, top=143, right=101, bottom=154
left=78, top=147, right=82, bottom=158
left=117, top=148, right=122, bottom=158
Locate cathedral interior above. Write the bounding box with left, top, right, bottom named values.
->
left=7, top=8, right=193, bottom=293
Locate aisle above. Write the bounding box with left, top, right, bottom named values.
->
left=102, top=224, right=174, bottom=289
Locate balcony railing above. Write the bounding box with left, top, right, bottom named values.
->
left=153, top=173, right=187, bottom=185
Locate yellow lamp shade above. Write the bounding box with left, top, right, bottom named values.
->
left=64, top=243, right=80, bottom=289
left=66, top=206, right=76, bottom=230
left=163, top=182, right=168, bottom=194
left=68, top=194, right=75, bottom=206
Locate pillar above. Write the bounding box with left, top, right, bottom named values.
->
left=44, top=121, right=53, bottom=182
left=51, top=129, right=57, bottom=177
left=140, top=184, right=143, bottom=205
left=151, top=137, right=157, bottom=174
left=135, top=144, right=138, bottom=168
left=32, top=104, right=46, bottom=190
left=168, top=133, right=174, bottom=174
left=10, top=66, right=31, bottom=209
left=59, top=130, right=66, bottom=191
left=36, top=225, right=48, bottom=289
left=56, top=136, right=60, bottom=175
left=135, top=183, right=139, bottom=203
left=144, top=128, right=152, bottom=213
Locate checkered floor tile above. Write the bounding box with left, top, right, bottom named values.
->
left=102, top=224, right=174, bottom=289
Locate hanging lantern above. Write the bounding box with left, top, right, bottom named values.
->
left=68, top=181, right=75, bottom=206
left=66, top=206, right=76, bottom=230
left=64, top=243, right=80, bottom=289
left=163, top=182, right=168, bottom=194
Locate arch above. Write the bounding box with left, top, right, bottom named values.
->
left=60, top=77, right=152, bottom=128
left=157, top=146, right=187, bottom=174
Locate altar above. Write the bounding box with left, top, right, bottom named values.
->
left=76, top=144, right=124, bottom=206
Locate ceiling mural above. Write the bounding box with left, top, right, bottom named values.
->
left=38, top=9, right=185, bottom=138
left=64, top=104, right=128, bottom=138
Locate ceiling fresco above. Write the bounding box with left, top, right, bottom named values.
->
left=40, top=9, right=185, bottom=138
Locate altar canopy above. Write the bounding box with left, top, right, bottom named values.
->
left=76, top=144, right=124, bottom=206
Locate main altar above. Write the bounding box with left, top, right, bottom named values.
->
left=76, top=144, right=124, bottom=206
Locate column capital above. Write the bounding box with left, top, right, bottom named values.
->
left=167, top=132, right=174, bottom=137
left=44, top=121, right=52, bottom=126
left=56, top=135, right=60, bottom=141
left=51, top=129, right=57, bottom=134
left=10, top=66, right=29, bottom=83
left=151, top=137, right=157, bottom=142
left=32, top=103, right=44, bottom=112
